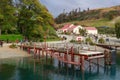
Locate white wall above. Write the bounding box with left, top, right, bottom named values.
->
left=73, top=26, right=83, bottom=34
left=87, top=30, right=98, bottom=34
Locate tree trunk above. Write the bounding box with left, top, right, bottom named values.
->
left=0, top=29, right=1, bottom=35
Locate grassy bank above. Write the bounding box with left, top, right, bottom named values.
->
left=0, top=34, right=23, bottom=42
left=0, top=34, right=60, bottom=42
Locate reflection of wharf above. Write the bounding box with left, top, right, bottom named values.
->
left=19, top=43, right=105, bottom=71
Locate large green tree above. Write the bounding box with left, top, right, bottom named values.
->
left=115, top=22, right=120, bottom=39
left=79, top=28, right=87, bottom=36
left=17, top=0, right=55, bottom=40
left=0, top=14, right=4, bottom=35
left=0, top=0, right=16, bottom=35
left=0, top=0, right=56, bottom=40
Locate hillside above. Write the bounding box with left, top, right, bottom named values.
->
left=55, top=5, right=120, bottom=28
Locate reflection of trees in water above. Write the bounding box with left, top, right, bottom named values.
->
left=0, top=64, right=15, bottom=80
left=0, top=56, right=117, bottom=80
left=116, top=52, right=120, bottom=65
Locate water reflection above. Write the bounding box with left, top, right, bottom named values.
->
left=110, top=64, right=116, bottom=79
left=0, top=56, right=118, bottom=80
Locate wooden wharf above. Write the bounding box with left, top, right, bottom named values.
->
left=96, top=43, right=120, bottom=50
left=19, top=43, right=106, bottom=71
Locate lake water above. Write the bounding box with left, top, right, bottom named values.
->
left=0, top=52, right=120, bottom=80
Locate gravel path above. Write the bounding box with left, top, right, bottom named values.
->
left=0, top=43, right=31, bottom=59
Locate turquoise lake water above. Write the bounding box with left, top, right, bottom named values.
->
left=0, top=52, right=120, bottom=80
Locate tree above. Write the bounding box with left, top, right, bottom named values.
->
left=16, top=0, right=55, bottom=40
left=17, top=5, right=35, bottom=39
left=79, top=28, right=87, bottom=36
left=0, top=0, right=56, bottom=40
left=0, top=0, right=16, bottom=34
left=115, top=22, right=120, bottom=39
left=0, top=14, right=4, bottom=35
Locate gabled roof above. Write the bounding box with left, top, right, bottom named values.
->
left=60, top=24, right=71, bottom=30
left=84, top=27, right=97, bottom=30
left=68, top=25, right=77, bottom=31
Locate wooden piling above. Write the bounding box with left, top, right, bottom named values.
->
left=81, top=56, right=85, bottom=71
left=89, top=59, right=91, bottom=72
left=97, top=58, right=99, bottom=73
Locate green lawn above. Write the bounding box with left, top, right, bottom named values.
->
left=0, top=34, right=23, bottom=42
left=0, top=34, right=60, bottom=42
left=46, top=38, right=61, bottom=42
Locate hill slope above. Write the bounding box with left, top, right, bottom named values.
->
left=55, top=5, right=120, bottom=28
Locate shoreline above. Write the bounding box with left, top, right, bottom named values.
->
left=0, top=43, right=31, bottom=59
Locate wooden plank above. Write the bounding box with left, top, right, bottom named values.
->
left=88, top=55, right=104, bottom=59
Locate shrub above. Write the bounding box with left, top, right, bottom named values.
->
left=70, top=39, right=76, bottom=43
left=9, top=43, right=17, bottom=48
left=85, top=37, right=94, bottom=45
left=98, top=37, right=105, bottom=43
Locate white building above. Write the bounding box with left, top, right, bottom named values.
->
left=58, top=24, right=73, bottom=33
left=84, top=27, right=98, bottom=35
left=71, top=25, right=83, bottom=34
left=58, top=24, right=84, bottom=34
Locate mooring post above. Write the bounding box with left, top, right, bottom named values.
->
left=46, top=49, right=48, bottom=60
left=34, top=44, right=37, bottom=59
left=89, top=59, right=92, bottom=72
left=64, top=53, right=67, bottom=61
left=28, top=47, right=30, bottom=54
left=42, top=48, right=44, bottom=57
left=80, top=56, right=85, bottom=71
left=38, top=49, right=40, bottom=59
left=97, top=58, right=99, bottom=73
left=65, top=48, right=69, bottom=61
left=51, top=48, right=54, bottom=59
left=104, top=49, right=110, bottom=65
left=58, top=60, right=61, bottom=69
left=71, top=46, right=74, bottom=62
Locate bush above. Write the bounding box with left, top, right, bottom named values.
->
left=98, top=37, right=105, bottom=43
left=70, top=39, right=76, bottom=43
left=85, top=37, right=95, bottom=45
left=9, top=43, right=17, bottom=48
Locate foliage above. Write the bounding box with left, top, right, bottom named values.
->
left=9, top=43, right=17, bottom=48
left=97, top=27, right=115, bottom=34
left=55, top=6, right=120, bottom=24
left=16, top=0, right=55, bottom=40
left=85, top=37, right=94, bottom=45
left=0, top=0, right=16, bottom=35
left=115, top=21, right=120, bottom=39
left=103, top=10, right=119, bottom=20
left=0, top=0, right=56, bottom=40
left=98, top=37, right=105, bottom=43
left=70, top=39, right=76, bottom=42
left=79, top=28, right=87, bottom=36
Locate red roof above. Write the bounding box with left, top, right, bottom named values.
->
left=60, top=24, right=71, bottom=30
left=84, top=27, right=97, bottom=30
left=68, top=25, right=77, bottom=31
